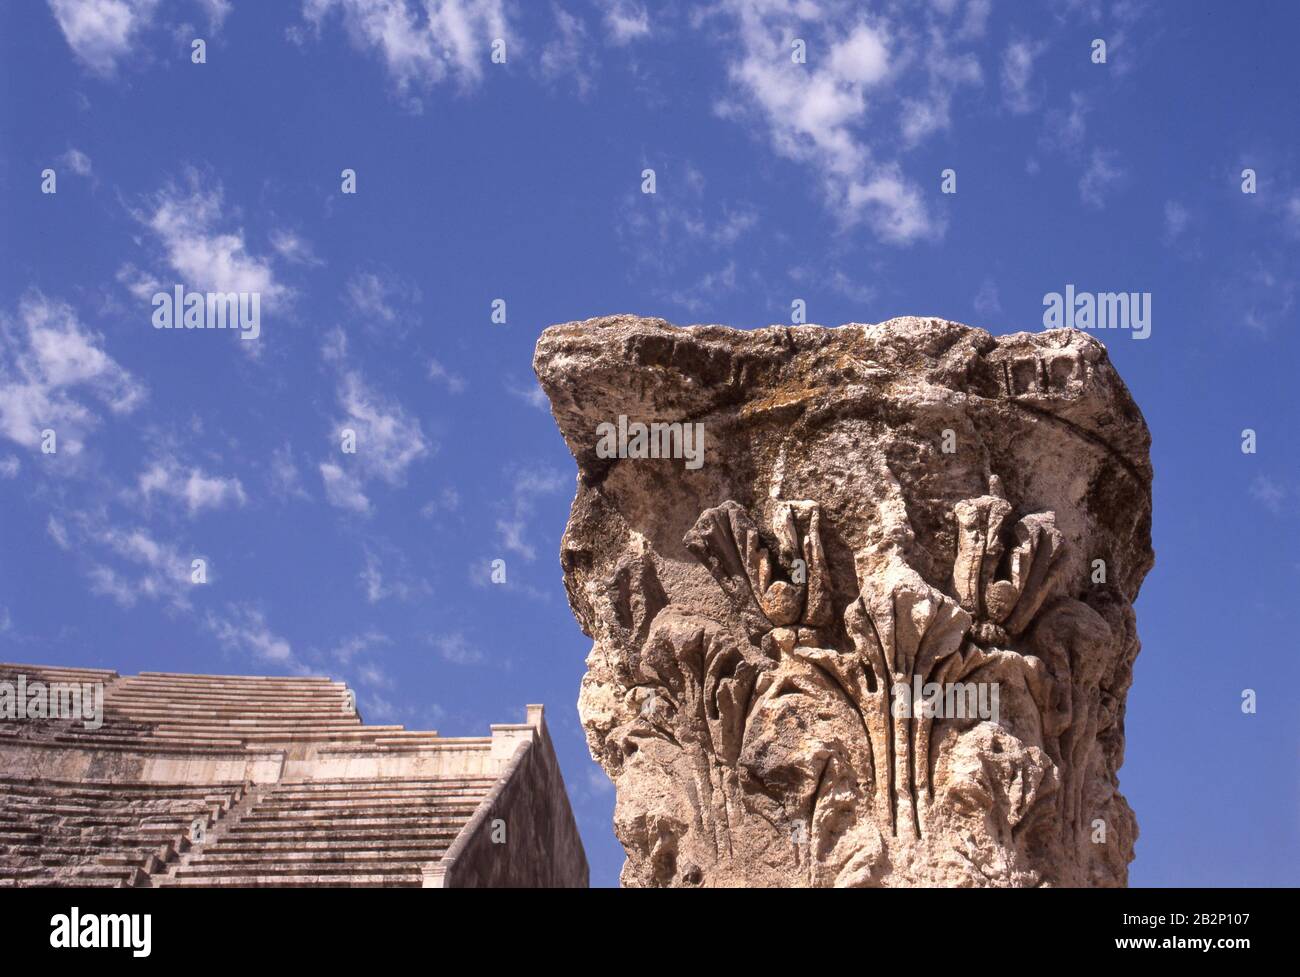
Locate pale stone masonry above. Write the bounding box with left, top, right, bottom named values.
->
left=0, top=663, right=587, bottom=887
left=535, top=314, right=1153, bottom=888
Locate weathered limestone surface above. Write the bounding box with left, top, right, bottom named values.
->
left=534, top=315, right=1153, bottom=888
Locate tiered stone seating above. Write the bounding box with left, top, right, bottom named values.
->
left=0, top=776, right=243, bottom=887
left=0, top=663, right=584, bottom=887
left=104, top=672, right=445, bottom=750
left=156, top=777, right=497, bottom=887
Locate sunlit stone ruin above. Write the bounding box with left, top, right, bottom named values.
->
left=0, top=663, right=587, bottom=887
left=535, top=314, right=1153, bottom=888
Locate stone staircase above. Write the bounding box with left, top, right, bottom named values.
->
left=0, top=662, right=554, bottom=887
left=154, top=777, right=496, bottom=887
left=0, top=775, right=246, bottom=887
left=0, top=770, right=500, bottom=888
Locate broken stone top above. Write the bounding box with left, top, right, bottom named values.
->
left=535, top=314, right=1151, bottom=603
left=535, top=314, right=1153, bottom=888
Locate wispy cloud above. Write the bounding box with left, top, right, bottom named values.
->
left=1249, top=474, right=1287, bottom=515
left=540, top=5, right=595, bottom=97
left=506, top=379, right=549, bottom=411
left=58, top=147, right=93, bottom=177
left=325, top=629, right=390, bottom=665
left=57, top=514, right=201, bottom=610
left=127, top=171, right=291, bottom=330
left=1001, top=38, right=1045, bottom=114
left=358, top=546, right=425, bottom=603
left=599, top=0, right=649, bottom=45
left=431, top=632, right=483, bottom=666
left=495, top=465, right=566, bottom=562
left=707, top=0, right=972, bottom=244
left=0, top=293, right=146, bottom=459
left=295, top=0, right=511, bottom=109
left=206, top=603, right=301, bottom=669
left=138, top=455, right=247, bottom=515
left=318, top=328, right=432, bottom=514
left=428, top=358, right=466, bottom=394
left=1078, top=148, right=1126, bottom=209
left=47, top=0, right=159, bottom=75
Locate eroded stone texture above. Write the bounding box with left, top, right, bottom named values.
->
left=534, top=315, right=1153, bottom=888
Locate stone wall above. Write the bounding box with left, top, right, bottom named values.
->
left=432, top=707, right=590, bottom=888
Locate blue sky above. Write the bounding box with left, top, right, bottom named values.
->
left=1, top=0, right=1296, bottom=888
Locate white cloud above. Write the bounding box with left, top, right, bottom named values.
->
left=48, top=1, right=229, bottom=75
left=617, top=160, right=759, bottom=297
left=344, top=270, right=419, bottom=323
left=130, top=171, right=288, bottom=309
left=506, top=380, right=549, bottom=411
left=327, top=628, right=387, bottom=670
left=197, top=0, right=231, bottom=31
left=1163, top=200, right=1190, bottom=244
left=1249, top=474, right=1286, bottom=515
left=58, top=148, right=93, bottom=177
left=973, top=278, right=1001, bottom=318
left=427, top=358, right=466, bottom=393
left=1001, top=38, right=1044, bottom=114
left=298, top=0, right=511, bottom=106
left=47, top=516, right=70, bottom=549
left=668, top=261, right=738, bottom=315
left=843, top=167, right=934, bottom=244
left=138, top=455, right=247, bottom=515
left=899, top=34, right=981, bottom=147
left=714, top=3, right=946, bottom=244
left=1078, top=148, right=1126, bottom=209
left=47, top=0, right=159, bottom=75
left=1042, top=92, right=1089, bottom=151
left=1284, top=194, right=1300, bottom=238
left=600, top=0, right=649, bottom=45
left=420, top=485, right=460, bottom=518
left=356, top=662, right=393, bottom=689
left=327, top=630, right=390, bottom=664
left=269, top=229, right=323, bottom=267
left=319, top=333, right=431, bottom=513
left=334, top=370, right=430, bottom=480
left=270, top=444, right=311, bottom=501
left=787, top=264, right=876, bottom=305
left=320, top=460, right=371, bottom=514
left=72, top=519, right=197, bottom=609
left=0, top=455, right=19, bottom=479
left=206, top=603, right=298, bottom=667
left=432, top=632, right=482, bottom=665
left=540, top=6, right=594, bottom=97
left=1238, top=255, right=1297, bottom=335
left=0, top=293, right=146, bottom=457
left=495, top=465, right=566, bottom=562
left=358, top=548, right=422, bottom=603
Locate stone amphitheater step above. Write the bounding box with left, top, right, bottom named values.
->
left=0, top=666, right=522, bottom=886
left=192, top=838, right=454, bottom=854
left=0, top=776, right=246, bottom=887
left=155, top=873, right=423, bottom=887
left=0, top=664, right=118, bottom=681
left=161, top=776, right=495, bottom=886
left=109, top=697, right=352, bottom=710
left=261, top=784, right=493, bottom=801
left=223, top=818, right=474, bottom=838
left=149, top=729, right=420, bottom=743
left=134, top=671, right=339, bottom=683
left=178, top=851, right=445, bottom=871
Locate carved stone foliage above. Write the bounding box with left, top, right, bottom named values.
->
left=538, top=315, right=1152, bottom=888
left=598, top=488, right=1123, bottom=887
